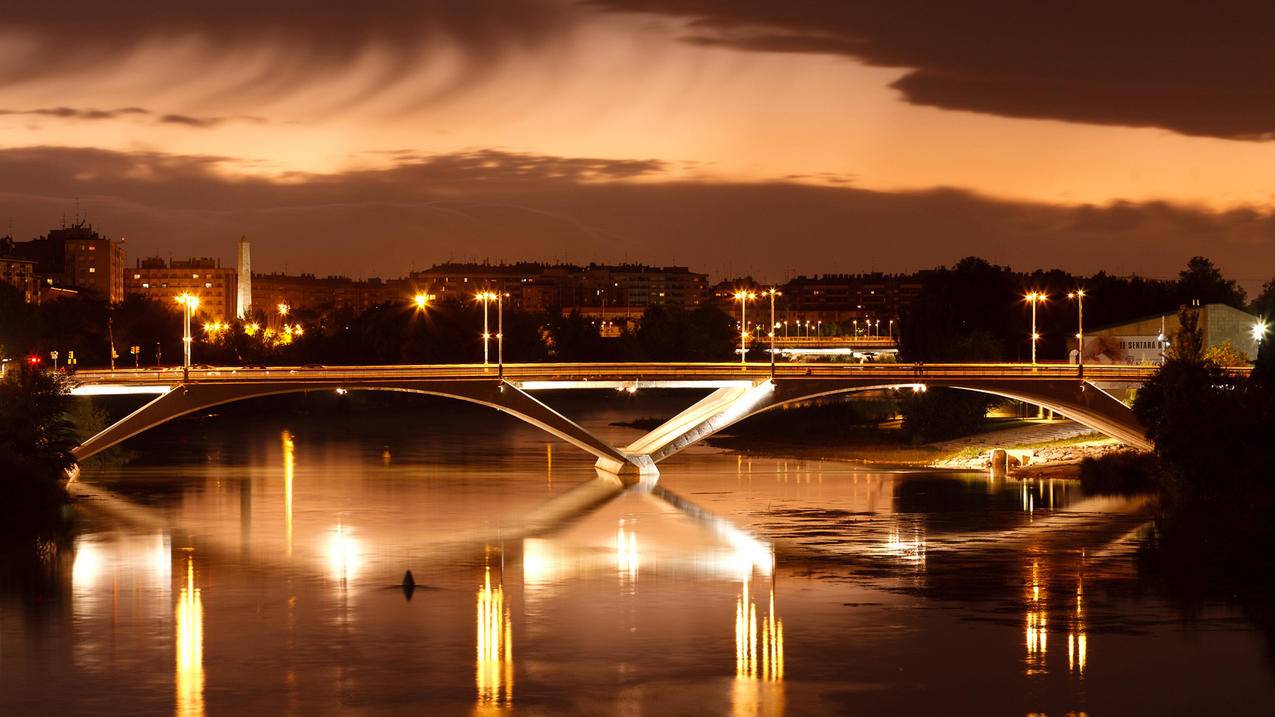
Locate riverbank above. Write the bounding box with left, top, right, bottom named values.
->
left=699, top=417, right=1134, bottom=476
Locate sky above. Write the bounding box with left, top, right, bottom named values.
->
left=2, top=1, right=1274, bottom=290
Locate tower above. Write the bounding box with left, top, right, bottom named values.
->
left=236, top=235, right=252, bottom=318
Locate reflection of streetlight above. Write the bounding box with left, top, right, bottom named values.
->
left=734, top=290, right=757, bottom=366
left=476, top=564, right=513, bottom=707
left=1025, top=292, right=1047, bottom=365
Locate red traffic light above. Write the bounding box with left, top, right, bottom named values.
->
left=27, top=355, right=42, bottom=365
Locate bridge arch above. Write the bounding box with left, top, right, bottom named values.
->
left=73, top=379, right=634, bottom=474
left=615, top=377, right=1149, bottom=471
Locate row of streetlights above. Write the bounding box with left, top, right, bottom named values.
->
left=1024, top=290, right=1086, bottom=372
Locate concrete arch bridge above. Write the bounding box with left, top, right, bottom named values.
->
left=69, top=362, right=1171, bottom=477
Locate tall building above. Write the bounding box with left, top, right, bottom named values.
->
left=236, top=236, right=252, bottom=318
left=0, top=238, right=37, bottom=303
left=5, top=221, right=126, bottom=302
left=126, top=257, right=238, bottom=320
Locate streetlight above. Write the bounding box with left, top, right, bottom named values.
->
left=175, top=293, right=200, bottom=380
left=497, top=291, right=507, bottom=380
left=763, top=288, right=781, bottom=376
left=476, top=290, right=498, bottom=366
left=1067, top=290, right=1086, bottom=376
left=413, top=292, right=433, bottom=311
left=1025, top=292, right=1047, bottom=365
left=733, top=290, right=756, bottom=366
left=1252, top=318, right=1269, bottom=345
left=277, top=303, right=289, bottom=317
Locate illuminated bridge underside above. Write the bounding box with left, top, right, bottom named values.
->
left=609, top=376, right=1151, bottom=472
left=70, top=364, right=1160, bottom=475
left=71, top=379, right=633, bottom=474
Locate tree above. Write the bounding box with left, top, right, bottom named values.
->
left=1176, top=256, right=1246, bottom=308
left=1251, top=278, right=1275, bottom=319
left=0, top=364, right=77, bottom=503
left=1203, top=340, right=1249, bottom=367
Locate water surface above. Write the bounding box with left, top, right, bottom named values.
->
left=2, top=393, right=1271, bottom=715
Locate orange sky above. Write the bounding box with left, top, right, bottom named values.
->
left=1, top=2, right=1273, bottom=285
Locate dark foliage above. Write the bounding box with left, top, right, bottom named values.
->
left=898, top=387, right=997, bottom=443
left=0, top=364, right=77, bottom=509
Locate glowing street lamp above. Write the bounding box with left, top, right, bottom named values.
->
left=175, top=293, right=200, bottom=379
left=1067, top=290, right=1086, bottom=376
left=277, top=303, right=290, bottom=317
left=733, top=290, right=757, bottom=366
left=1253, top=318, right=1269, bottom=345
left=1025, top=292, right=1047, bottom=365
left=413, top=293, right=432, bottom=310
left=476, top=290, right=499, bottom=366
left=497, top=291, right=507, bottom=379
left=763, top=288, right=781, bottom=376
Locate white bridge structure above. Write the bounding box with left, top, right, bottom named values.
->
left=69, top=362, right=1174, bottom=476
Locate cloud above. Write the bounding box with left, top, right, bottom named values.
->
left=0, top=145, right=1271, bottom=290
left=590, top=1, right=1275, bottom=140
left=0, top=107, right=150, bottom=121
left=0, top=2, right=573, bottom=104
left=0, top=106, right=257, bottom=129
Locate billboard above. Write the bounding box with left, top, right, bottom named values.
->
left=1078, top=335, right=1166, bottom=365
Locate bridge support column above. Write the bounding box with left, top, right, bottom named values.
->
left=603, top=380, right=778, bottom=475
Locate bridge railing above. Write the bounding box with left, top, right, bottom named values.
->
left=60, top=360, right=1243, bottom=388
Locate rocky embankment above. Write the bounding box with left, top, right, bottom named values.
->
left=928, top=420, right=1135, bottom=475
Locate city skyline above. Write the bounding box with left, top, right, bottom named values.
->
left=2, top=3, right=1274, bottom=289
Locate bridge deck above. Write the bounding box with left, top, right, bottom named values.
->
left=68, top=361, right=1181, bottom=391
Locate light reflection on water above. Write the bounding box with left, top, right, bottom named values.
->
left=175, top=554, right=204, bottom=717
left=3, top=396, right=1274, bottom=714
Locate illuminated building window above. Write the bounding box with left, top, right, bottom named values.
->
left=88, top=267, right=96, bottom=273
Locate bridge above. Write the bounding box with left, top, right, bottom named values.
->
left=68, top=362, right=1176, bottom=476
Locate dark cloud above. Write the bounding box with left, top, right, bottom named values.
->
left=0, top=145, right=1270, bottom=289
left=0, top=107, right=253, bottom=129
left=591, top=1, right=1275, bottom=140
left=0, top=107, right=150, bottom=121
left=0, top=2, right=572, bottom=103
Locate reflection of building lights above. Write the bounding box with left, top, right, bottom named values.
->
left=282, top=430, right=294, bottom=557
left=1068, top=581, right=1087, bottom=676
left=1025, top=559, right=1048, bottom=676
left=476, top=565, right=513, bottom=706
left=176, top=555, right=204, bottom=717
left=616, top=521, right=639, bottom=582
left=735, top=579, right=783, bottom=681
left=325, top=524, right=362, bottom=585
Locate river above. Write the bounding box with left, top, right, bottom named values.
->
left=1, top=391, right=1272, bottom=715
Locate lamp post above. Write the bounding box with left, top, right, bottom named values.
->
left=497, top=291, right=505, bottom=380
left=1253, top=319, right=1270, bottom=345
left=176, top=293, right=200, bottom=381
left=763, top=288, right=781, bottom=377
left=477, top=290, right=497, bottom=366
left=733, top=290, right=756, bottom=366
left=1025, top=292, right=1047, bottom=366
left=1067, top=290, right=1086, bottom=376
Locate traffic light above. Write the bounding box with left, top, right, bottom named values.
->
left=26, top=355, right=41, bottom=366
